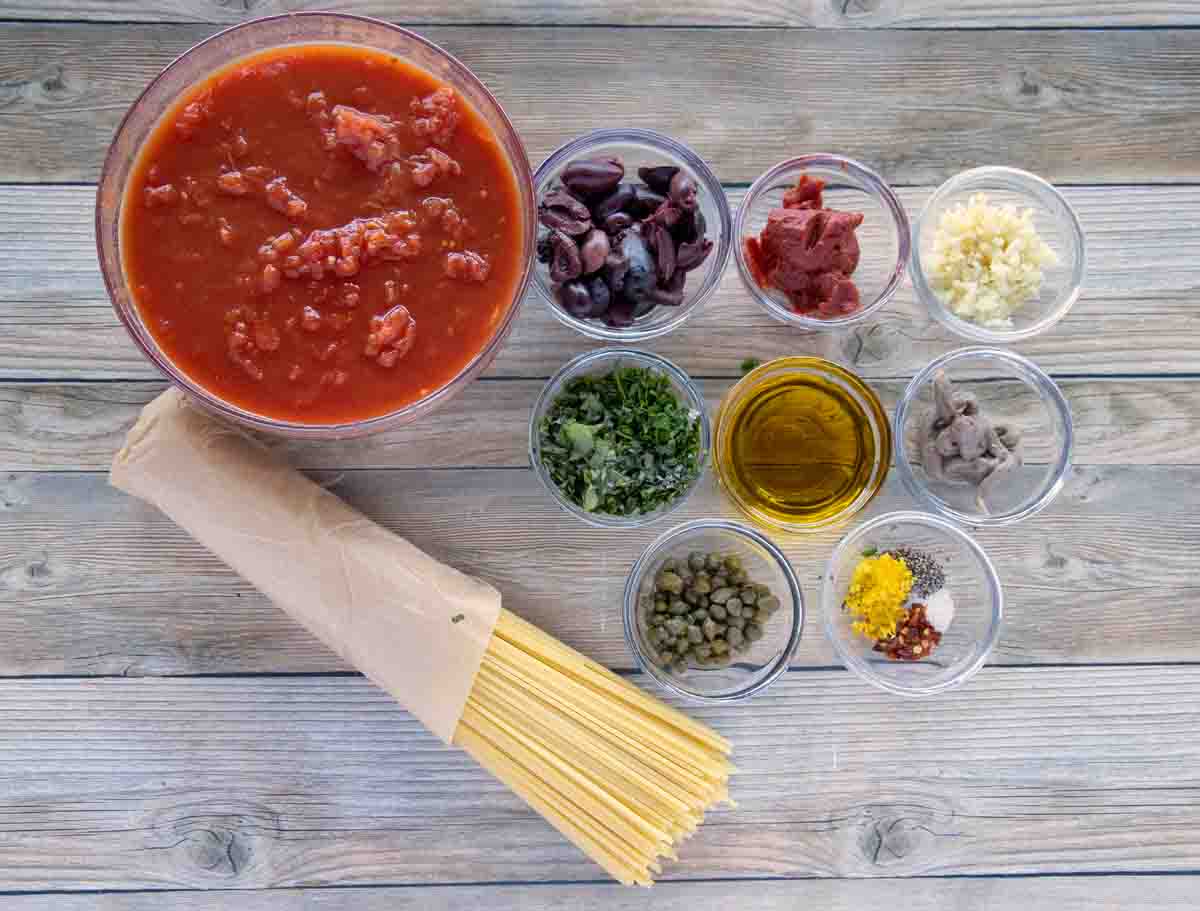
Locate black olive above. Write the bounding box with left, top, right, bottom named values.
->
left=585, top=275, right=612, bottom=317
left=629, top=186, right=667, bottom=217
left=593, top=183, right=637, bottom=221
left=605, top=296, right=636, bottom=328
left=557, top=281, right=594, bottom=318
left=619, top=227, right=658, bottom=311
left=637, top=165, right=680, bottom=195
left=602, top=212, right=634, bottom=235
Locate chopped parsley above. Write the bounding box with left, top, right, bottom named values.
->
left=538, top=365, right=703, bottom=517
left=740, top=358, right=761, bottom=375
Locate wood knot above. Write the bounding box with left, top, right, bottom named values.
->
left=150, top=798, right=282, bottom=881
left=851, top=802, right=961, bottom=873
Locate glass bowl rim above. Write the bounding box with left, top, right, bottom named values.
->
left=821, top=509, right=1003, bottom=697
left=892, top=345, right=1074, bottom=528
left=528, top=347, right=712, bottom=529
left=733, top=153, right=911, bottom=330
left=95, top=11, right=537, bottom=438
left=909, top=165, right=1088, bottom=344
left=623, top=517, right=805, bottom=702
left=530, top=127, right=733, bottom=342
left=713, top=355, right=893, bottom=532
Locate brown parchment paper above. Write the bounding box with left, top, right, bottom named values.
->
left=110, top=389, right=501, bottom=744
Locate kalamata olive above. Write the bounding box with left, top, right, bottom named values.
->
left=585, top=275, right=611, bottom=316
left=676, top=237, right=714, bottom=272
left=602, top=212, right=634, bottom=235
left=548, top=230, right=583, bottom=283
left=665, top=267, right=687, bottom=294
left=557, top=280, right=593, bottom=318
left=579, top=228, right=610, bottom=275
left=538, top=188, right=592, bottom=236
left=561, top=156, right=624, bottom=198
left=536, top=233, right=554, bottom=264
left=637, top=165, right=680, bottom=195
left=649, top=223, right=676, bottom=284
left=593, top=183, right=637, bottom=221
left=630, top=186, right=667, bottom=217
left=649, top=286, right=685, bottom=307
left=619, top=227, right=658, bottom=309
left=603, top=251, right=629, bottom=296
left=605, top=296, right=636, bottom=328
left=648, top=201, right=683, bottom=230
left=671, top=206, right=705, bottom=244
left=668, top=171, right=699, bottom=211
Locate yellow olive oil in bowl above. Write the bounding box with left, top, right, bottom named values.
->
left=714, top=357, right=890, bottom=531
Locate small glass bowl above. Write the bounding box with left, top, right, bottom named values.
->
left=624, top=519, right=804, bottom=702
left=910, top=166, right=1086, bottom=343
left=734, top=154, right=910, bottom=330
left=529, top=348, right=710, bottom=528
left=823, top=511, right=1002, bottom=697
left=894, top=347, right=1073, bottom=527
left=531, top=129, right=732, bottom=342
left=96, top=13, right=536, bottom=438
left=713, top=356, right=891, bottom=533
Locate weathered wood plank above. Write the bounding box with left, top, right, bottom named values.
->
left=3, top=0, right=1198, bottom=29
left=2, top=377, right=1198, bottom=472
left=3, top=184, right=1199, bottom=381
left=1, top=25, right=1198, bottom=183
left=6, top=876, right=1199, bottom=910
left=0, top=464, right=1195, bottom=675
left=0, top=668, right=1198, bottom=889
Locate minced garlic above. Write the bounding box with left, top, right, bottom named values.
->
left=927, top=192, right=1058, bottom=329
left=846, top=553, right=913, bottom=641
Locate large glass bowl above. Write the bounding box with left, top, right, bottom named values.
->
left=910, top=166, right=1086, bottom=343
left=624, top=519, right=804, bottom=702
left=823, top=511, right=1002, bottom=697
left=531, top=129, right=732, bottom=342
left=96, top=13, right=536, bottom=438
left=529, top=349, right=710, bottom=529
left=734, top=154, right=910, bottom=331
left=894, top=347, right=1073, bottom=527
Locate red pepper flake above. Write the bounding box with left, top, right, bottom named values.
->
left=874, top=604, right=942, bottom=662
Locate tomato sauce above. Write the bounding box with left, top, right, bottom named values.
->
left=122, top=44, right=526, bottom=424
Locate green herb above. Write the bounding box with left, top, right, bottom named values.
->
left=739, top=358, right=761, bottom=375
left=538, top=366, right=702, bottom=517
left=861, top=546, right=878, bottom=557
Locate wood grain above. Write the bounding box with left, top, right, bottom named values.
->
left=0, top=668, right=1199, bottom=889
left=2, top=377, right=1199, bottom=472
left=1, top=25, right=1198, bottom=184
left=0, top=464, right=1195, bottom=676
left=4, top=184, right=1200, bottom=381
left=3, top=0, right=1199, bottom=28
left=7, top=877, right=1199, bottom=910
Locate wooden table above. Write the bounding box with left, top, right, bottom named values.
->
left=1, top=2, right=1199, bottom=908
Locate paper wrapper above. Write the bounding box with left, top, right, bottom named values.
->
left=110, top=389, right=501, bottom=744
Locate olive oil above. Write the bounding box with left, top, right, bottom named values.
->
left=715, top=358, right=889, bottom=529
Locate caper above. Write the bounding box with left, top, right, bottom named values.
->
left=691, top=609, right=709, bottom=623
left=706, top=554, right=722, bottom=571
left=688, top=551, right=706, bottom=571
left=711, top=575, right=728, bottom=590
left=665, top=617, right=686, bottom=636
left=754, top=607, right=772, bottom=624
left=745, top=623, right=764, bottom=642
left=661, top=558, right=678, bottom=573
left=669, top=599, right=688, bottom=615
left=683, top=589, right=699, bottom=606
left=654, top=598, right=668, bottom=613
left=727, top=627, right=744, bottom=648
left=702, top=619, right=719, bottom=641
left=711, top=639, right=728, bottom=655
left=740, top=587, right=758, bottom=605
left=728, top=616, right=746, bottom=631
left=726, top=597, right=743, bottom=616
left=759, top=595, right=781, bottom=613
left=687, top=624, right=703, bottom=644
left=657, top=571, right=684, bottom=594
left=693, top=574, right=712, bottom=595
left=698, top=594, right=710, bottom=608
left=710, top=587, right=734, bottom=605
left=724, top=555, right=743, bottom=573
left=710, top=603, right=727, bottom=621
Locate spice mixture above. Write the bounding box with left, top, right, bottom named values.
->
left=845, top=546, right=952, bottom=661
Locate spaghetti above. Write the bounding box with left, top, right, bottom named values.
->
left=454, top=610, right=734, bottom=886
